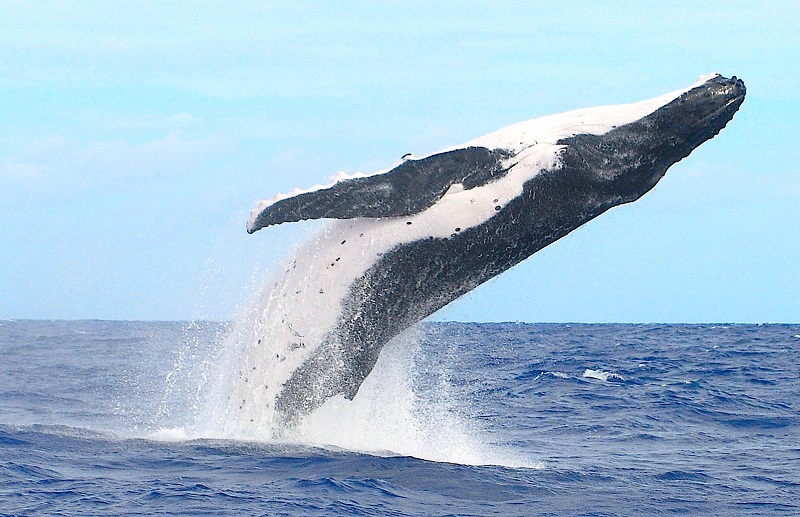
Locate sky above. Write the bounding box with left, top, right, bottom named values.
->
left=1, top=1, right=798, bottom=323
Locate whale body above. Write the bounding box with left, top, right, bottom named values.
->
left=245, top=74, right=745, bottom=428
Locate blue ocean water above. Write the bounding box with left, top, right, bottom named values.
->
left=1, top=320, right=799, bottom=515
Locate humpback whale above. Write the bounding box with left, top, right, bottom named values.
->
left=245, top=74, right=745, bottom=428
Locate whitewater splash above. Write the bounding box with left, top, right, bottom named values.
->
left=152, top=228, right=533, bottom=467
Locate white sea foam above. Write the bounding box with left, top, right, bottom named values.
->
left=583, top=369, right=625, bottom=382
left=147, top=426, right=190, bottom=442
left=282, top=330, right=539, bottom=467
left=176, top=317, right=539, bottom=467
left=145, top=283, right=539, bottom=467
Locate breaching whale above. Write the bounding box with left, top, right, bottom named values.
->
left=245, top=74, right=745, bottom=428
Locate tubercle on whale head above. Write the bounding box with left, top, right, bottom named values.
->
left=558, top=74, right=746, bottom=203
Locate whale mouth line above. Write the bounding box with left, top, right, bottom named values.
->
left=708, top=93, right=745, bottom=125
left=703, top=97, right=743, bottom=127
left=724, top=97, right=740, bottom=108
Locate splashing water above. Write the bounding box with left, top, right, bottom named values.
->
left=280, top=329, right=517, bottom=465
left=152, top=226, right=533, bottom=467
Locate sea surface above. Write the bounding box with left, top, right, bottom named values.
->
left=1, top=320, right=799, bottom=515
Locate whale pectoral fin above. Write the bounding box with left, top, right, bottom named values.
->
left=247, top=166, right=441, bottom=234
left=247, top=146, right=512, bottom=233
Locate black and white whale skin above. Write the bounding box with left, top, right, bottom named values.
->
left=247, top=74, right=745, bottom=426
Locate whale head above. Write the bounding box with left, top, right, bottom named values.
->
left=558, top=74, right=746, bottom=205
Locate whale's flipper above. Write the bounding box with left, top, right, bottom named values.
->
left=247, top=146, right=511, bottom=233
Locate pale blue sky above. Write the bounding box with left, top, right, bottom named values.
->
left=1, top=1, right=797, bottom=322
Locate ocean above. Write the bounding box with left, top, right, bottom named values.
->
left=1, top=320, right=799, bottom=515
